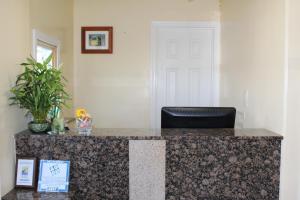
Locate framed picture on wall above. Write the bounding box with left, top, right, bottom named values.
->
left=81, top=26, right=113, bottom=54
left=15, top=157, right=37, bottom=188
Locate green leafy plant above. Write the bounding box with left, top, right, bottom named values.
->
left=10, top=55, right=70, bottom=123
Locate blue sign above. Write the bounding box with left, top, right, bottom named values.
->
left=37, top=160, right=70, bottom=192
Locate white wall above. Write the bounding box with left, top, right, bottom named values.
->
left=0, top=0, right=30, bottom=195
left=220, top=0, right=300, bottom=199
left=220, top=0, right=285, bottom=134
left=280, top=0, right=300, bottom=199
left=74, top=0, right=220, bottom=128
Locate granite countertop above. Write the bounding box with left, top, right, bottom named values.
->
left=1, top=189, right=73, bottom=200
left=15, top=128, right=283, bottom=139
left=10, top=128, right=283, bottom=200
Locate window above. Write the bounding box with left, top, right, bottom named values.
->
left=32, top=29, right=60, bottom=67
left=36, top=40, right=57, bottom=67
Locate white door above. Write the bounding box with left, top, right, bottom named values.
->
left=151, top=22, right=219, bottom=128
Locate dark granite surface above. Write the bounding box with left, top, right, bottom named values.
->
left=15, top=134, right=129, bottom=200
left=166, top=137, right=282, bottom=200
left=2, top=189, right=74, bottom=200
left=15, top=128, right=283, bottom=139
left=10, top=128, right=282, bottom=200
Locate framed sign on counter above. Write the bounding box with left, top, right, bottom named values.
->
left=15, top=157, right=37, bottom=188
left=37, top=160, right=70, bottom=192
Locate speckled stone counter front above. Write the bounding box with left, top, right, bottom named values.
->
left=15, top=134, right=129, bottom=199
left=10, top=128, right=282, bottom=200
left=166, top=137, right=281, bottom=200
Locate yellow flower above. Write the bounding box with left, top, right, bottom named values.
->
left=76, top=108, right=87, bottom=118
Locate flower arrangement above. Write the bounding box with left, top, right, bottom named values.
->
left=75, top=108, right=92, bottom=135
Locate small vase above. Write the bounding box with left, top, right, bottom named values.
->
left=28, top=122, right=49, bottom=133
left=76, top=118, right=92, bottom=135
left=51, top=111, right=65, bottom=134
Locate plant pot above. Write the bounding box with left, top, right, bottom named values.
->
left=28, top=122, right=49, bottom=133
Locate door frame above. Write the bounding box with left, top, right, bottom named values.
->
left=150, top=21, right=220, bottom=128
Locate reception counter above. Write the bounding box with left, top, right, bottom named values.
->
left=5, top=128, right=283, bottom=200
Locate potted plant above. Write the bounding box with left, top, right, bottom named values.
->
left=10, top=55, right=70, bottom=133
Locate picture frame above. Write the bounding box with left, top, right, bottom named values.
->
left=81, top=26, right=113, bottom=54
left=15, top=157, right=37, bottom=188
left=37, top=160, right=70, bottom=192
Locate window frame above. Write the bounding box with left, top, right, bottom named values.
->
left=32, top=29, right=61, bottom=67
